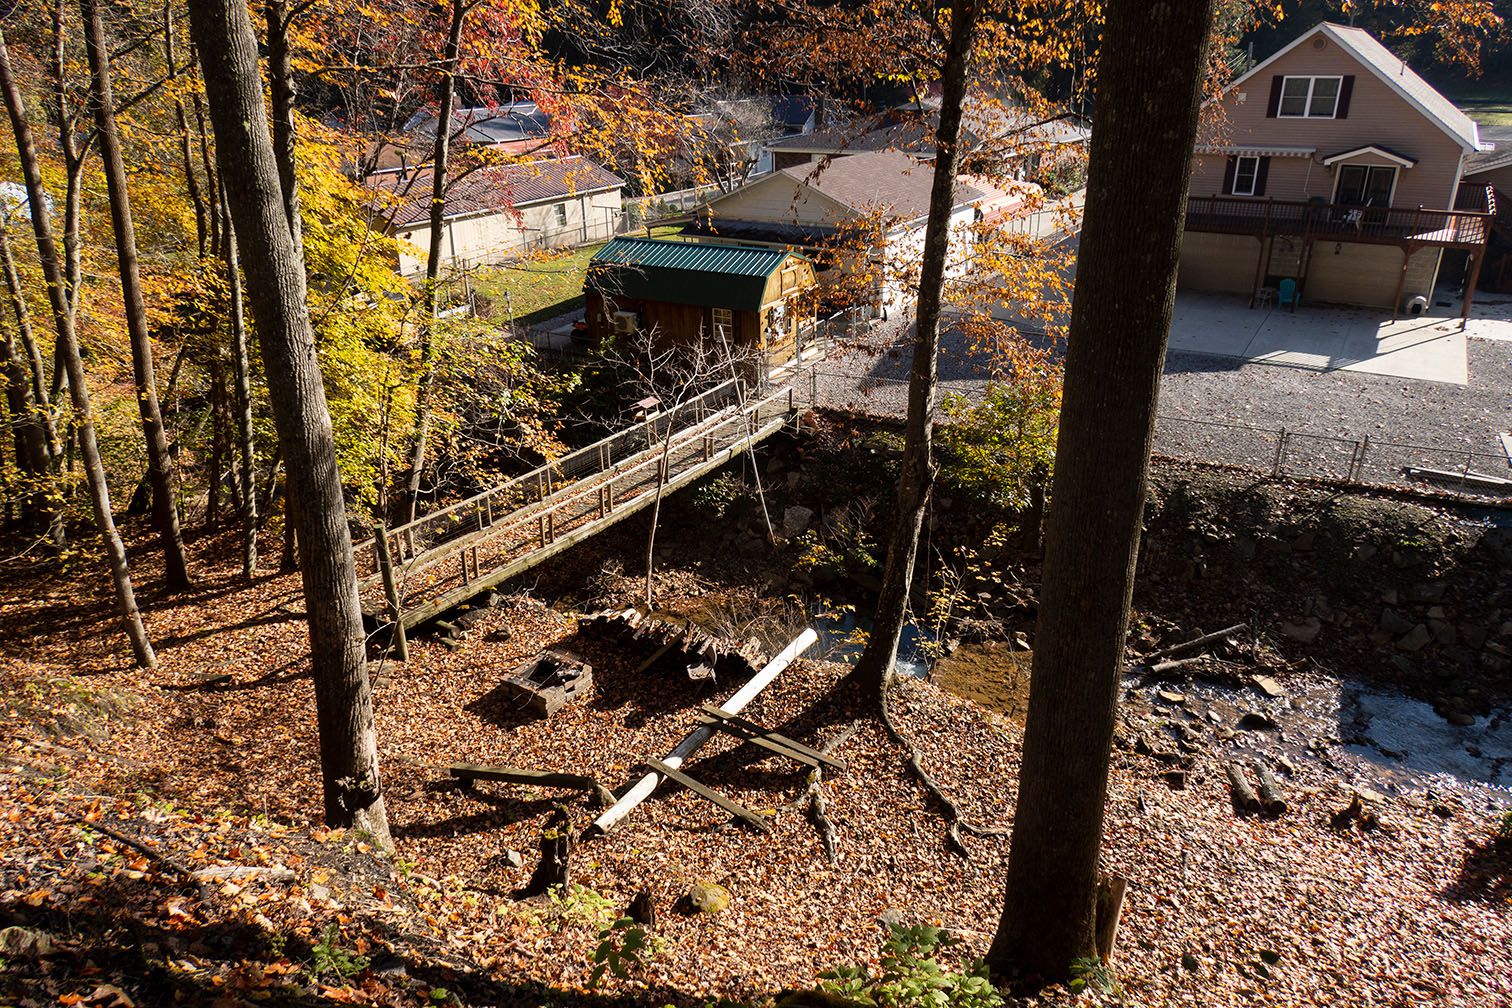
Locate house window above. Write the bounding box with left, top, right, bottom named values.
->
left=1334, top=164, right=1396, bottom=207
left=1231, top=156, right=1260, bottom=196
left=553, top=203, right=567, bottom=228
left=712, top=307, right=733, bottom=343
left=1279, top=76, right=1342, bottom=118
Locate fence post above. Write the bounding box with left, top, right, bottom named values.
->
left=1272, top=428, right=1288, bottom=478
left=1353, top=436, right=1370, bottom=483
left=373, top=521, right=408, bottom=662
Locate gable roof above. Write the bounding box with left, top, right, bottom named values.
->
left=1227, top=22, right=1486, bottom=152
left=587, top=237, right=805, bottom=311
left=368, top=156, right=624, bottom=228
left=406, top=102, right=552, bottom=145
left=1465, top=146, right=1512, bottom=178
left=710, top=151, right=983, bottom=228
left=1321, top=144, right=1418, bottom=167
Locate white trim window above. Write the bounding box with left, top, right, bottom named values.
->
left=712, top=307, right=734, bottom=343
left=1334, top=163, right=1397, bottom=207
left=1279, top=76, right=1342, bottom=118
left=1231, top=155, right=1261, bottom=196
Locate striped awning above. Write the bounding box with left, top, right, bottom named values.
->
left=1195, top=145, right=1317, bottom=158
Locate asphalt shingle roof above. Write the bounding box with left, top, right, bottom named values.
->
left=368, top=156, right=624, bottom=228
left=771, top=150, right=985, bottom=221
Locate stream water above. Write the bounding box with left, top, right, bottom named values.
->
left=1127, top=672, right=1512, bottom=806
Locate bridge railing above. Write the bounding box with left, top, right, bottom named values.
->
left=353, top=376, right=755, bottom=576
left=369, top=372, right=814, bottom=619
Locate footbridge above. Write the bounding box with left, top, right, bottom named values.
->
left=355, top=369, right=819, bottom=630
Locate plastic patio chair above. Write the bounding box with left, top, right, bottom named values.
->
left=1277, top=277, right=1298, bottom=313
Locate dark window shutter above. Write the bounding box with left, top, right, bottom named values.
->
left=1336, top=75, right=1355, bottom=118
left=1222, top=156, right=1237, bottom=194
left=1254, top=157, right=1270, bottom=196
left=1266, top=76, right=1283, bottom=117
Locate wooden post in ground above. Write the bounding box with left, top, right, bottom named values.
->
left=374, top=521, right=407, bottom=661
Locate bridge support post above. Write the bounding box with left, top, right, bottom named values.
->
left=373, top=521, right=408, bottom=662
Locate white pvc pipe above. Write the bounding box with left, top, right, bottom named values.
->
left=587, top=627, right=819, bottom=837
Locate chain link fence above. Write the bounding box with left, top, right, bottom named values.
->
left=814, top=369, right=1511, bottom=503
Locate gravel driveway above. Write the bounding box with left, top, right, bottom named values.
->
left=811, top=312, right=1512, bottom=485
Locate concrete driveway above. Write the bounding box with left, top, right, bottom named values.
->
left=1168, top=292, right=1471, bottom=385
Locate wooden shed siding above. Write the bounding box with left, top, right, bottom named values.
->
left=1191, top=36, right=1466, bottom=210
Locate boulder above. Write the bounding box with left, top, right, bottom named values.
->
left=0, top=926, right=53, bottom=958
left=1378, top=608, right=1415, bottom=636
left=686, top=879, right=731, bottom=914
left=782, top=505, right=815, bottom=538
left=1396, top=625, right=1432, bottom=652
left=1280, top=617, right=1321, bottom=644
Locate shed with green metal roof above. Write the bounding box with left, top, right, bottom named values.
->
left=584, top=236, right=817, bottom=367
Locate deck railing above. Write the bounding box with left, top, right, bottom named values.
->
left=1184, top=195, right=1490, bottom=247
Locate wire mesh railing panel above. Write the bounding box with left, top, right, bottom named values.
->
left=1275, top=431, right=1358, bottom=483
left=1152, top=415, right=1283, bottom=472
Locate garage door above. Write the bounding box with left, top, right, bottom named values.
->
left=1178, top=232, right=1257, bottom=295
left=1305, top=243, right=1403, bottom=308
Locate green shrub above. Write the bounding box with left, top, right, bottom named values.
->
left=817, top=923, right=1002, bottom=1008
left=939, top=364, right=1061, bottom=513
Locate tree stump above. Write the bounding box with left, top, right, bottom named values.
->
left=520, top=807, right=572, bottom=897
left=627, top=889, right=656, bottom=927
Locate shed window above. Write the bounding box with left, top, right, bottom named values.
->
left=712, top=307, right=733, bottom=343
left=553, top=203, right=568, bottom=227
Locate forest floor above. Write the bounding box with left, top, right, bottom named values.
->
left=2, top=437, right=1511, bottom=1006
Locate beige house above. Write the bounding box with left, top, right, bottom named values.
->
left=1180, top=22, right=1494, bottom=320
left=685, top=151, right=983, bottom=317
left=367, top=156, right=624, bottom=277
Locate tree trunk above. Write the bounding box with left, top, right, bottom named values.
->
left=848, top=0, right=977, bottom=701
left=0, top=25, right=155, bottom=670
left=395, top=0, right=467, bottom=525
left=223, top=198, right=259, bottom=576
left=84, top=0, right=193, bottom=593
left=265, top=0, right=304, bottom=259
left=0, top=218, right=62, bottom=543
left=987, top=0, right=1215, bottom=984
left=164, top=0, right=208, bottom=258
left=188, top=0, right=390, bottom=845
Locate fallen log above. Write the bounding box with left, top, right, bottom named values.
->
left=1149, top=655, right=1209, bottom=675
left=1226, top=762, right=1261, bottom=813
left=1251, top=760, right=1287, bottom=815
left=586, top=628, right=818, bottom=838
left=1149, top=623, right=1248, bottom=660
left=449, top=764, right=615, bottom=807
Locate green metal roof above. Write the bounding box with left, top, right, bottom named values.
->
left=587, top=237, right=796, bottom=311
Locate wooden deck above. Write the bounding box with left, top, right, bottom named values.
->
left=1184, top=194, right=1491, bottom=250
left=356, top=370, right=818, bottom=629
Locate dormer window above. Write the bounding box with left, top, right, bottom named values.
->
left=1279, top=76, right=1342, bottom=118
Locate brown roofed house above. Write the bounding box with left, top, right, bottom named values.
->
left=1180, top=22, right=1494, bottom=320
left=366, top=155, right=625, bottom=276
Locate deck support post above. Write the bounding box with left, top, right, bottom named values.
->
left=1390, top=245, right=1411, bottom=322
left=1461, top=246, right=1485, bottom=332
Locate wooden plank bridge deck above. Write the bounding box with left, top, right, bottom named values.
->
left=355, top=369, right=819, bottom=629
